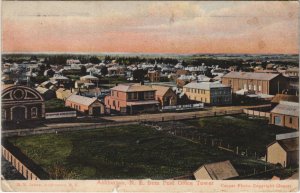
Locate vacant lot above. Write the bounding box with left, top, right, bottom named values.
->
left=6, top=124, right=274, bottom=180
left=183, top=115, right=294, bottom=156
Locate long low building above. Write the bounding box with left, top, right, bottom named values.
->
left=65, top=94, right=105, bottom=116
left=183, top=82, right=232, bottom=105
left=221, top=72, right=288, bottom=95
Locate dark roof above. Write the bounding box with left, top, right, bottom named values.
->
left=277, top=137, right=299, bottom=152
left=271, top=94, right=299, bottom=104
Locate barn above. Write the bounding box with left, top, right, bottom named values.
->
left=2, top=85, right=45, bottom=122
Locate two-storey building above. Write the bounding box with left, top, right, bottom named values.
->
left=183, top=82, right=232, bottom=105
left=104, top=83, right=159, bottom=114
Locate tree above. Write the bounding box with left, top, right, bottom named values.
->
left=90, top=56, right=100, bottom=64
left=39, top=64, right=46, bottom=75
left=47, top=69, right=55, bottom=77
left=101, top=66, right=108, bottom=76
left=133, top=69, right=146, bottom=82
left=80, top=66, right=87, bottom=75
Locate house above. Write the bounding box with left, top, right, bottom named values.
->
left=80, top=72, right=99, bottom=83
left=2, top=85, right=45, bottom=122
left=183, top=82, right=232, bottom=105
left=266, top=137, right=298, bottom=167
left=49, top=74, right=70, bottom=86
left=56, top=88, right=77, bottom=101
left=221, top=72, right=288, bottom=95
left=65, top=94, right=105, bottom=116
left=148, top=71, right=160, bottom=82
left=104, top=83, right=159, bottom=114
left=35, top=86, right=56, bottom=100
left=193, top=160, right=239, bottom=180
left=270, top=101, right=299, bottom=130
left=151, top=85, right=177, bottom=107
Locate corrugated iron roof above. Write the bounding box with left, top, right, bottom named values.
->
left=66, top=94, right=98, bottom=106
left=111, top=83, right=156, bottom=92
left=271, top=101, right=299, bottom=117
left=194, top=160, right=238, bottom=180
left=222, top=71, right=280, bottom=81
left=277, top=137, right=299, bottom=152
left=151, top=85, right=171, bottom=96
left=183, top=82, right=230, bottom=90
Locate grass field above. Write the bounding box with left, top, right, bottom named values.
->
left=6, top=124, right=275, bottom=180
left=184, top=115, right=294, bottom=156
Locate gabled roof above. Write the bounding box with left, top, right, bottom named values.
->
left=111, top=83, right=156, bottom=92
left=183, top=82, right=230, bottom=90
left=194, top=160, right=239, bottom=180
left=66, top=94, right=100, bottom=106
left=268, top=137, right=299, bottom=152
left=277, top=138, right=299, bottom=152
left=80, top=75, right=99, bottom=80
left=271, top=94, right=299, bottom=104
left=271, top=101, right=299, bottom=117
left=151, top=85, right=171, bottom=96
left=222, top=71, right=280, bottom=81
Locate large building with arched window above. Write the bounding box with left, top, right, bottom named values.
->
left=2, top=85, right=45, bottom=122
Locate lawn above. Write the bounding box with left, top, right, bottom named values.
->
left=5, top=124, right=271, bottom=180
left=184, top=115, right=294, bottom=156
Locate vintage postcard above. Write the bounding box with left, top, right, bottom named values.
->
left=1, top=0, right=299, bottom=192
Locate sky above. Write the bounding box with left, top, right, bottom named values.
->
left=2, top=1, right=299, bottom=54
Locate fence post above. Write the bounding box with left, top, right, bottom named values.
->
left=236, top=146, right=239, bottom=155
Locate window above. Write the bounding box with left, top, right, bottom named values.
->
left=2, top=110, right=6, bottom=120
left=116, top=92, right=119, bottom=97
left=258, top=85, right=262, bottom=92
left=254, top=85, right=257, bottom=91
left=229, top=80, right=232, bottom=85
left=145, top=91, right=154, bottom=99
left=113, top=100, right=116, bottom=107
left=31, top=107, right=37, bottom=118
left=248, top=85, right=252, bottom=90
left=289, top=117, right=293, bottom=124
left=244, top=84, right=247, bottom=90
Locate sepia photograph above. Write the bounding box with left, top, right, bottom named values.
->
left=1, top=0, right=299, bottom=192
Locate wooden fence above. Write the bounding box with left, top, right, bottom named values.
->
left=243, top=109, right=270, bottom=118
left=2, top=146, right=39, bottom=180
left=2, top=141, right=49, bottom=180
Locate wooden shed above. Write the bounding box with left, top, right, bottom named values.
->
left=266, top=137, right=299, bottom=167
left=193, top=160, right=239, bottom=180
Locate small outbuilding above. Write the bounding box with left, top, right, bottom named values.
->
left=193, top=160, right=239, bottom=180
left=270, top=101, right=299, bottom=130
left=266, top=137, right=299, bottom=167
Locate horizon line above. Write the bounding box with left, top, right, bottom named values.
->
left=2, top=51, right=298, bottom=56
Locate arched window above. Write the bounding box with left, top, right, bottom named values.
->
left=31, top=107, right=38, bottom=118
